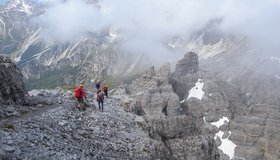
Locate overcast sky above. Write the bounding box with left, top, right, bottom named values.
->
left=36, top=0, right=280, bottom=58
left=0, top=0, right=9, bottom=4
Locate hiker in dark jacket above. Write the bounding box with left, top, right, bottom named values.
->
left=96, top=88, right=104, bottom=111
left=95, top=79, right=101, bottom=90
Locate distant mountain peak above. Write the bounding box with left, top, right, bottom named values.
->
left=4, top=0, right=37, bottom=15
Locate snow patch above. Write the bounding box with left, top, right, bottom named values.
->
left=6, top=0, right=20, bottom=10
left=18, top=48, right=50, bottom=65
left=107, top=27, right=118, bottom=42
left=0, top=18, right=6, bottom=34
left=8, top=28, right=14, bottom=39
left=275, top=75, right=280, bottom=80
left=51, top=38, right=86, bottom=65
left=34, top=48, right=50, bottom=59
left=180, top=79, right=205, bottom=103
left=46, top=57, right=54, bottom=66
left=215, top=131, right=237, bottom=160
left=109, top=31, right=118, bottom=41
left=207, top=116, right=237, bottom=160
left=55, top=48, right=69, bottom=64
left=187, top=79, right=204, bottom=100
left=21, top=0, right=32, bottom=15
left=6, top=0, right=33, bottom=15
left=67, top=39, right=84, bottom=59
left=14, top=57, right=21, bottom=63
left=210, top=116, right=229, bottom=128
left=14, top=29, right=41, bottom=63
left=203, top=116, right=206, bottom=123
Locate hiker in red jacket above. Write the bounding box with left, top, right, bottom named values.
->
left=74, top=84, right=87, bottom=110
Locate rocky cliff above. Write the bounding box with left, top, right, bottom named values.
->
left=0, top=55, right=27, bottom=105
left=114, top=52, right=220, bottom=160
left=114, top=50, right=280, bottom=160
left=194, top=36, right=280, bottom=159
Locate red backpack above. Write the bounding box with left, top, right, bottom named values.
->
left=74, top=87, right=82, bottom=98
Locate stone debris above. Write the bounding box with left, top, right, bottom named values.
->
left=0, top=89, right=159, bottom=160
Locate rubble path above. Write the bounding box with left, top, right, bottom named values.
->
left=0, top=103, right=58, bottom=129
left=0, top=90, right=157, bottom=160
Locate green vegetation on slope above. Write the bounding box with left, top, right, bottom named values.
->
left=25, top=66, right=80, bottom=91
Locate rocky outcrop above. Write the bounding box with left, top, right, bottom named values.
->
left=174, top=52, right=199, bottom=76
left=183, top=65, right=280, bottom=159
left=170, top=52, right=199, bottom=100
left=199, top=53, right=280, bottom=159
left=119, top=51, right=278, bottom=160
left=118, top=52, right=220, bottom=160
left=229, top=77, right=280, bottom=160
left=0, top=56, right=27, bottom=105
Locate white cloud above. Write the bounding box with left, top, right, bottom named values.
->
left=39, top=0, right=104, bottom=41
left=39, top=0, right=280, bottom=56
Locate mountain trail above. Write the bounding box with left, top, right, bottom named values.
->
left=0, top=91, right=157, bottom=160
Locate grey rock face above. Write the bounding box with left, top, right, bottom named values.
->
left=174, top=52, right=199, bottom=76
left=186, top=67, right=280, bottom=160
left=197, top=45, right=280, bottom=159
left=0, top=56, right=27, bottom=105
left=117, top=52, right=220, bottom=160
left=128, top=64, right=180, bottom=118
left=170, top=52, right=199, bottom=100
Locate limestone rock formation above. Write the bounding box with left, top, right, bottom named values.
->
left=170, top=52, right=199, bottom=100
left=0, top=56, right=27, bottom=105
left=174, top=51, right=199, bottom=76
left=119, top=52, right=220, bottom=160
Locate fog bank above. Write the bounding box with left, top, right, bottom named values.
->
left=39, top=0, right=280, bottom=58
